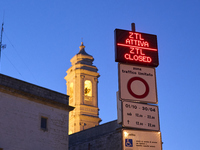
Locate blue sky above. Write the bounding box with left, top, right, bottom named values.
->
left=1, top=0, right=200, bottom=149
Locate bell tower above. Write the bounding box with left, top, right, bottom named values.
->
left=65, top=42, right=101, bottom=134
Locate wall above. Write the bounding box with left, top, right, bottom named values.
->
left=0, top=74, right=74, bottom=150
left=0, top=91, right=69, bottom=150
left=69, top=120, right=122, bottom=150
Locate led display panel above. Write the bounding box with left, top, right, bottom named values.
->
left=115, top=29, right=159, bottom=67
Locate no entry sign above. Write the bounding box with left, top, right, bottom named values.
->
left=119, top=63, right=157, bottom=104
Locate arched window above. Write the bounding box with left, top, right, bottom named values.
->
left=84, top=80, right=92, bottom=97
left=69, top=82, right=73, bottom=98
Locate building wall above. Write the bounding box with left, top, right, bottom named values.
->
left=69, top=120, right=122, bottom=150
left=0, top=74, right=74, bottom=150
left=0, top=91, right=69, bottom=150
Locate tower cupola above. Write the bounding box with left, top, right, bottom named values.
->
left=65, top=42, right=101, bottom=134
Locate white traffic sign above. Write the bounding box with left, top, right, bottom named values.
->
left=122, top=101, right=160, bottom=131
left=119, top=63, right=157, bottom=103
left=122, top=129, right=162, bottom=150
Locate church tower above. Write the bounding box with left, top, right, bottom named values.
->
left=65, top=42, right=101, bottom=134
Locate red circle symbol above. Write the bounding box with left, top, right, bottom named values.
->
left=127, top=77, right=149, bottom=99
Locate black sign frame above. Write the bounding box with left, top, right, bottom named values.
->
left=115, top=29, right=159, bottom=67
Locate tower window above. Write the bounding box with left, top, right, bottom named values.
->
left=84, top=80, right=92, bottom=97
left=41, top=117, right=48, bottom=131
left=70, top=82, right=73, bottom=98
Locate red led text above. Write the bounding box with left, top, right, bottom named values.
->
left=126, top=32, right=149, bottom=47
left=117, top=32, right=157, bottom=64
left=124, top=54, right=152, bottom=63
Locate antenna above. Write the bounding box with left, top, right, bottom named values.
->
left=0, top=14, right=6, bottom=71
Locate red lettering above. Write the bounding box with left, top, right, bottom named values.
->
left=139, top=34, right=144, bottom=40
left=130, top=48, right=135, bottom=54
left=131, top=39, right=134, bottom=45
left=129, top=48, right=144, bottom=55
left=124, top=53, right=152, bottom=63
left=139, top=56, right=143, bottom=61
left=125, top=53, right=134, bottom=60
left=134, top=40, right=138, bottom=45
left=144, top=42, right=149, bottom=47
left=135, top=48, right=140, bottom=55
left=125, top=39, right=149, bottom=48
left=143, top=56, right=147, bottom=61
left=129, top=32, right=134, bottom=38
left=138, top=41, right=143, bottom=47
left=133, top=55, right=138, bottom=61
left=124, top=54, right=129, bottom=59
left=137, top=41, right=149, bottom=47
left=117, top=43, right=157, bottom=51
left=129, top=32, right=144, bottom=40
left=147, top=57, right=152, bottom=62
left=134, top=33, right=139, bottom=39
left=140, top=49, right=145, bottom=55
left=126, top=39, right=131, bottom=44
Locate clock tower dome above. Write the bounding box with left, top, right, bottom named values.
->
left=65, top=42, right=101, bottom=134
